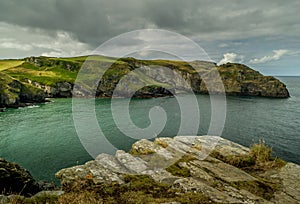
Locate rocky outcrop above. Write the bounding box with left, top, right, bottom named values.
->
left=0, top=158, right=40, bottom=196
left=87, top=58, right=290, bottom=98
left=217, top=63, right=289, bottom=98
left=56, top=136, right=300, bottom=203
left=0, top=73, right=45, bottom=108
left=25, top=56, right=80, bottom=72
left=26, top=80, right=73, bottom=98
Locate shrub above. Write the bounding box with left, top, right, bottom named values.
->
left=210, top=139, right=286, bottom=170
left=249, top=140, right=272, bottom=164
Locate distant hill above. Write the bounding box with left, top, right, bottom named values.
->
left=0, top=56, right=290, bottom=108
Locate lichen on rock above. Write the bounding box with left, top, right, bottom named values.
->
left=56, top=136, right=300, bottom=203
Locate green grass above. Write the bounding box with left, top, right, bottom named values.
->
left=0, top=60, right=24, bottom=71
left=56, top=174, right=214, bottom=204
left=1, top=56, right=129, bottom=87
left=54, top=55, right=119, bottom=63
left=165, top=155, right=196, bottom=177
left=3, top=61, right=78, bottom=86
left=141, top=59, right=197, bottom=74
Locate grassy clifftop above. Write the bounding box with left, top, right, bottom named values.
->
left=0, top=56, right=290, bottom=103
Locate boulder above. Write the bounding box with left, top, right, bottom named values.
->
left=0, top=158, right=40, bottom=196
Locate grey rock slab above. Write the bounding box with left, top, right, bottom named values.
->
left=131, top=139, right=178, bottom=170
left=180, top=162, right=214, bottom=182
left=131, top=139, right=174, bottom=160
left=56, top=160, right=123, bottom=185
left=272, top=163, right=300, bottom=203
left=115, top=150, right=148, bottom=173
left=173, top=178, right=241, bottom=203
left=176, top=136, right=249, bottom=157
left=33, top=190, right=64, bottom=197
left=95, top=153, right=133, bottom=174
left=190, top=159, right=256, bottom=182
left=154, top=137, right=189, bottom=155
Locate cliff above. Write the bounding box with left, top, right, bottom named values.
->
left=0, top=72, right=45, bottom=109
left=0, top=56, right=290, bottom=108
left=54, top=136, right=300, bottom=203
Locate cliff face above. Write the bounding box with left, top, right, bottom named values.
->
left=56, top=136, right=300, bottom=203
left=0, top=73, right=45, bottom=108
left=0, top=56, right=290, bottom=108
left=217, top=63, right=289, bottom=98
left=64, top=57, right=290, bottom=98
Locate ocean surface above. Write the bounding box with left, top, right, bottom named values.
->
left=0, top=76, right=299, bottom=183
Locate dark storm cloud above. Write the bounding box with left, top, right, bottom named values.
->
left=0, top=0, right=112, bottom=45
left=1, top=0, right=300, bottom=47
left=0, top=0, right=300, bottom=75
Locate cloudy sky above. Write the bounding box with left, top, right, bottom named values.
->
left=0, top=0, right=299, bottom=75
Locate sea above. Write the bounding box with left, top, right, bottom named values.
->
left=0, top=76, right=299, bottom=183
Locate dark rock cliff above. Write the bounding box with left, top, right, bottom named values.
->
left=0, top=158, right=40, bottom=196
left=72, top=58, right=290, bottom=98
left=0, top=73, right=45, bottom=108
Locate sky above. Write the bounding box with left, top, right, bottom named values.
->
left=0, top=0, right=299, bottom=75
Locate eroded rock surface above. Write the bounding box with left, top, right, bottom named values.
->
left=56, top=136, right=300, bottom=203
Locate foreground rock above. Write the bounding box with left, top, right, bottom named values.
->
left=56, top=136, right=300, bottom=203
left=0, top=158, right=40, bottom=196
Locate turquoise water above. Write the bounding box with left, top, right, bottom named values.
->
left=0, top=76, right=299, bottom=183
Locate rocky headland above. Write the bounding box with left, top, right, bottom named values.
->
left=1, top=136, right=299, bottom=203
left=0, top=56, right=290, bottom=109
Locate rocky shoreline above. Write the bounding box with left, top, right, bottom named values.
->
left=1, top=136, right=299, bottom=203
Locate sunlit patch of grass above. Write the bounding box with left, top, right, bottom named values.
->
left=0, top=60, right=24, bottom=71
left=7, top=67, right=58, bottom=77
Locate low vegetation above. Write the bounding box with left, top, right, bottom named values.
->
left=165, top=155, right=196, bottom=177
left=210, top=140, right=287, bottom=170
left=209, top=140, right=286, bottom=200
left=0, top=60, right=24, bottom=71
left=56, top=174, right=213, bottom=204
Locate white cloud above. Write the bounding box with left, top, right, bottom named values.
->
left=0, top=22, right=92, bottom=59
left=0, top=40, right=32, bottom=51
left=218, top=53, right=244, bottom=65
left=249, top=49, right=290, bottom=64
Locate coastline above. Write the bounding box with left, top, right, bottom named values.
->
left=0, top=56, right=290, bottom=110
